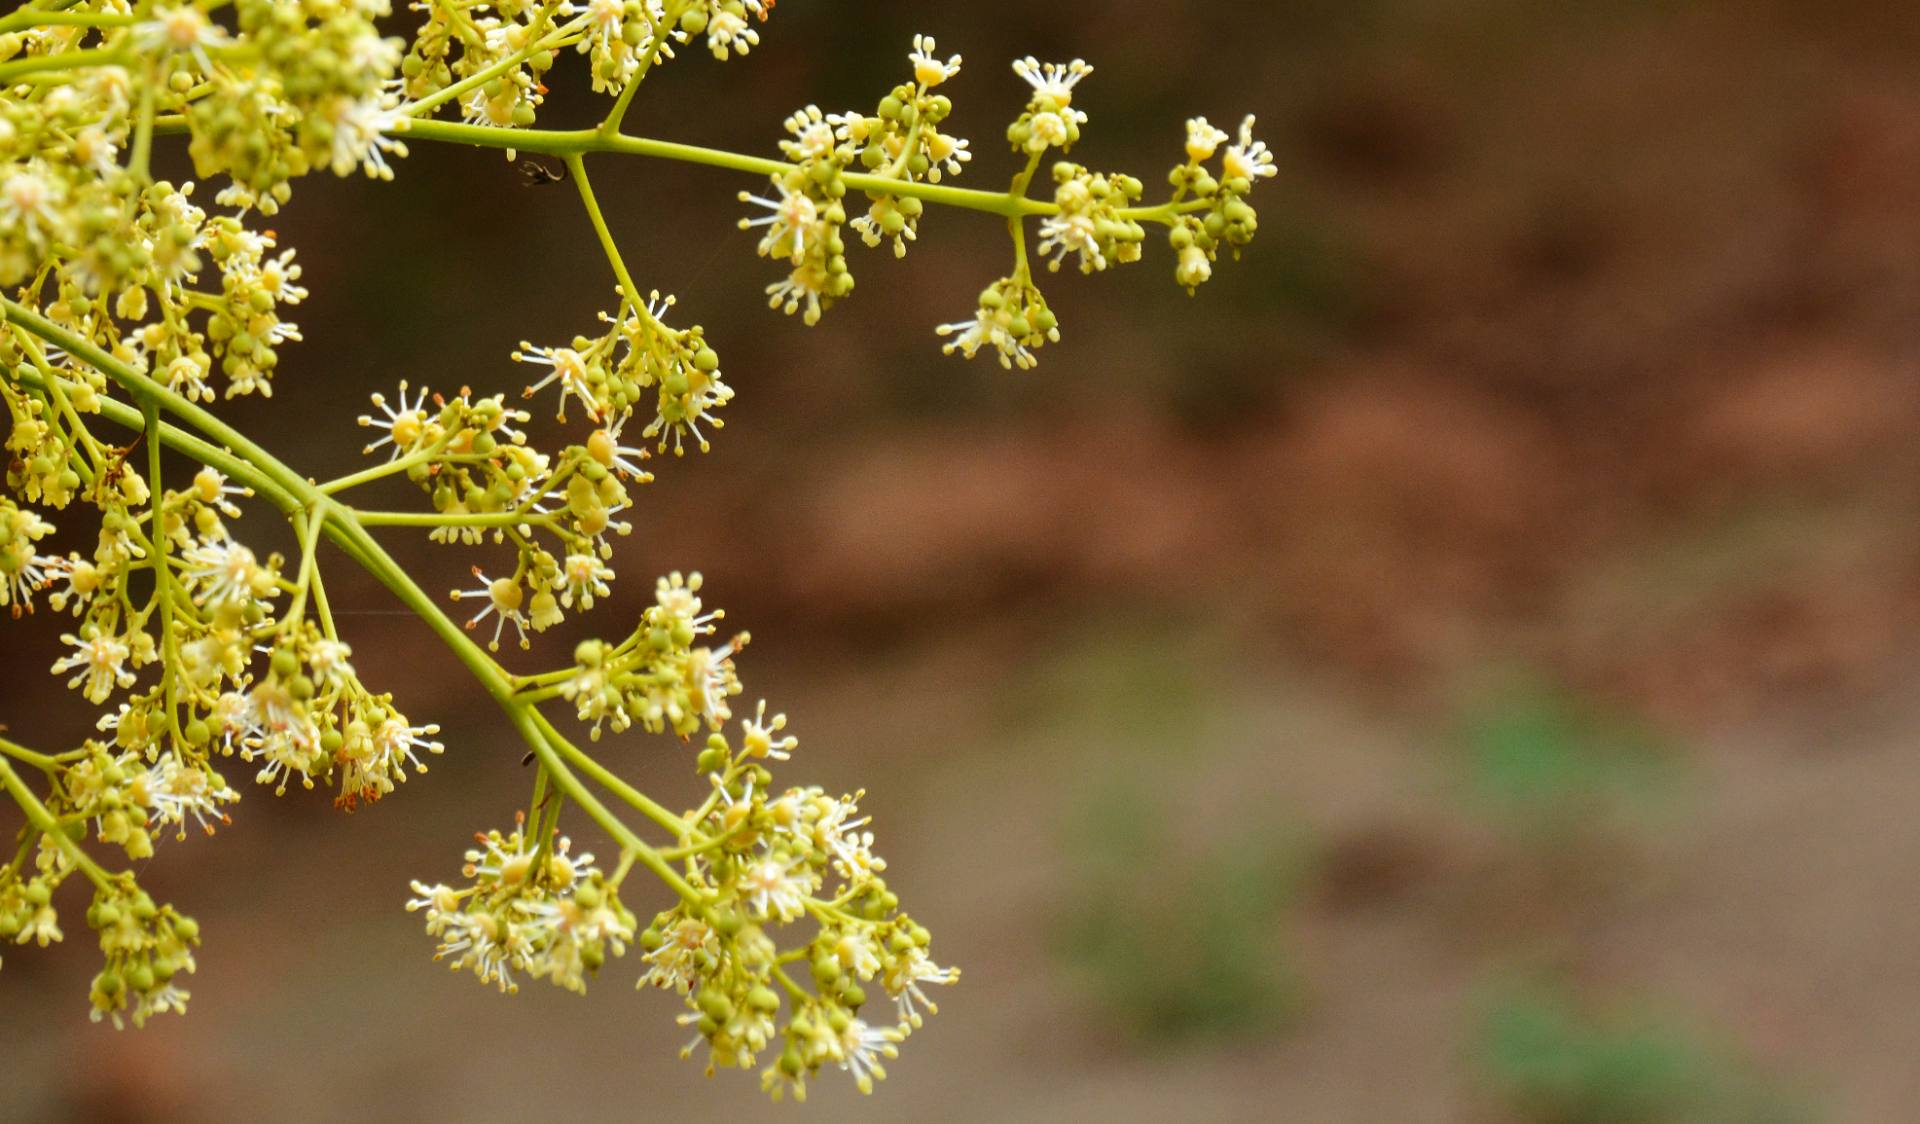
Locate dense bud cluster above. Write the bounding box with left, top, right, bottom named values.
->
left=741, top=104, right=855, bottom=325
left=409, top=826, right=636, bottom=994
left=560, top=570, right=744, bottom=739
left=936, top=274, right=1060, bottom=371
left=517, top=287, right=733, bottom=455
left=1038, top=163, right=1146, bottom=274
left=1165, top=115, right=1275, bottom=293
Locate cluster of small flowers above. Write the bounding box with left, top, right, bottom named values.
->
left=0, top=726, right=219, bottom=1022
left=401, top=0, right=560, bottom=129
left=212, top=629, right=445, bottom=809
left=1037, top=163, right=1147, bottom=275
left=1005, top=56, right=1093, bottom=157
left=660, top=724, right=953, bottom=1098
left=741, top=34, right=976, bottom=323
left=0, top=62, right=135, bottom=285
left=0, top=142, right=311, bottom=403
left=0, top=495, right=56, bottom=616
left=946, top=57, right=1133, bottom=370
left=193, top=211, right=309, bottom=398
left=741, top=111, right=854, bottom=327
left=2, top=371, right=92, bottom=508
left=233, top=0, right=405, bottom=178
left=1165, top=115, right=1276, bottom=293
left=358, top=381, right=590, bottom=557
left=175, top=0, right=405, bottom=209
left=7, top=448, right=440, bottom=822
left=359, top=372, right=692, bottom=645
left=352, top=370, right=726, bottom=647
left=352, top=291, right=726, bottom=649
left=401, top=0, right=771, bottom=124
left=53, top=739, right=241, bottom=859
left=682, top=0, right=771, bottom=62
left=83, top=881, right=202, bottom=1029
left=574, top=0, right=668, bottom=94
left=2, top=87, right=313, bottom=404
left=411, top=571, right=954, bottom=1099
left=408, top=826, right=636, bottom=994
left=936, top=274, right=1061, bottom=371
left=841, top=34, right=972, bottom=257
left=517, top=286, right=734, bottom=456
left=0, top=850, right=71, bottom=968
left=909, top=56, right=1106, bottom=372
left=559, top=571, right=745, bottom=739
left=0, top=841, right=201, bottom=1029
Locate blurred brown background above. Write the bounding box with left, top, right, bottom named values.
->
left=8, top=0, right=1920, bottom=1119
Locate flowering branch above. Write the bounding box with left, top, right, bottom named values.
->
left=0, top=0, right=1266, bottom=1100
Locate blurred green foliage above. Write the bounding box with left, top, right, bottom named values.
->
left=1454, top=677, right=1682, bottom=840
left=1473, top=980, right=1816, bottom=1124
left=1052, top=775, right=1305, bottom=1042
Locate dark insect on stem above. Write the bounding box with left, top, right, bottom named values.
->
left=516, top=158, right=568, bottom=187
left=96, top=432, right=145, bottom=498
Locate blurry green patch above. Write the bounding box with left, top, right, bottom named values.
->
left=993, top=617, right=1211, bottom=752
left=1051, top=772, right=1306, bottom=1042
left=1454, top=677, right=1683, bottom=838
left=1473, top=979, right=1817, bottom=1124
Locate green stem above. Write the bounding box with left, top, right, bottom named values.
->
left=0, top=753, right=112, bottom=891
left=530, top=709, right=690, bottom=838
left=512, top=666, right=577, bottom=691
left=315, top=446, right=494, bottom=495
left=308, top=552, right=339, bottom=642
left=659, top=832, right=730, bottom=861
left=141, top=393, right=180, bottom=742
left=127, top=60, right=157, bottom=182
left=0, top=736, right=59, bottom=774
left=410, top=120, right=1058, bottom=219
left=282, top=505, right=324, bottom=630
left=566, top=153, right=647, bottom=321
left=510, top=682, right=569, bottom=705
left=1007, top=150, right=1044, bottom=282
left=143, top=114, right=1193, bottom=222
left=596, top=0, right=679, bottom=136
left=769, top=963, right=811, bottom=1004
left=513, top=707, right=700, bottom=902
left=0, top=46, right=124, bottom=84
left=354, top=509, right=552, bottom=529
left=0, top=10, right=135, bottom=34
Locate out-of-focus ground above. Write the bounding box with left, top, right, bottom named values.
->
left=8, top=0, right=1920, bottom=1120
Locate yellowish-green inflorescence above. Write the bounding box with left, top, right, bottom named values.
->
left=0, top=0, right=1268, bottom=1100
